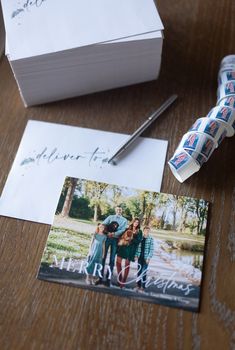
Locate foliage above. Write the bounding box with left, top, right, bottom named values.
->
left=165, top=239, right=204, bottom=253
left=56, top=192, right=66, bottom=214
left=57, top=177, right=209, bottom=237
left=125, top=197, right=142, bottom=218
left=69, top=196, right=93, bottom=219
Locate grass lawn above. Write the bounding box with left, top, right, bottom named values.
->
left=151, top=229, right=205, bottom=244
left=41, top=227, right=91, bottom=265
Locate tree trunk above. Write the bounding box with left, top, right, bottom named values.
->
left=198, top=215, right=205, bottom=235
left=142, top=195, right=146, bottom=216
left=160, top=210, right=166, bottom=229
left=61, top=178, right=77, bottom=217
left=179, top=209, right=188, bottom=233
left=93, top=204, right=98, bottom=222
left=195, top=199, right=201, bottom=235
left=145, top=206, right=153, bottom=226
left=199, top=204, right=207, bottom=235
left=171, top=195, right=178, bottom=231
left=196, top=220, right=201, bottom=235
left=172, top=211, right=177, bottom=231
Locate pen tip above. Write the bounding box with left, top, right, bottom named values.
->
left=108, top=159, right=117, bottom=166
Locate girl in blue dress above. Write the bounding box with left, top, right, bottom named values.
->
left=86, top=223, right=107, bottom=285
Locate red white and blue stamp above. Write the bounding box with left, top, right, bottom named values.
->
left=217, top=130, right=227, bottom=145
left=222, top=96, right=235, bottom=109
left=201, top=139, right=214, bottom=157
left=216, top=107, right=232, bottom=122
left=187, top=150, right=206, bottom=166
left=204, top=119, right=220, bottom=137
left=183, top=134, right=199, bottom=150
left=227, top=71, right=235, bottom=81
left=190, top=119, right=202, bottom=132
left=225, top=82, right=235, bottom=95
left=169, top=152, right=190, bottom=170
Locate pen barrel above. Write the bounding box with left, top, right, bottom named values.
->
left=125, top=94, right=177, bottom=142
left=108, top=94, right=177, bottom=163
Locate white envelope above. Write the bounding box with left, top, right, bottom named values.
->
left=1, top=0, right=163, bottom=60
left=0, top=121, right=168, bottom=224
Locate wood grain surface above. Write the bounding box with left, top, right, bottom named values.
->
left=0, top=0, right=235, bottom=349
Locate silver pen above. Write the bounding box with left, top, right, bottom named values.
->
left=108, top=94, right=178, bottom=165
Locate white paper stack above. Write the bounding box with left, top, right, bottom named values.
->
left=0, top=6, right=5, bottom=57
left=1, top=0, right=164, bottom=107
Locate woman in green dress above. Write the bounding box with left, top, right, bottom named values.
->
left=116, top=218, right=142, bottom=287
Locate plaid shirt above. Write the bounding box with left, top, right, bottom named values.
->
left=136, top=236, right=154, bottom=260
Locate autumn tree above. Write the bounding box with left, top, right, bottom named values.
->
left=170, top=195, right=179, bottom=230
left=84, top=181, right=109, bottom=221
left=126, top=196, right=142, bottom=219
left=111, top=185, right=122, bottom=207
left=155, top=193, right=170, bottom=229
left=177, top=196, right=195, bottom=233
left=143, top=192, right=158, bottom=225
left=177, top=197, right=208, bottom=235
left=195, top=199, right=208, bottom=235
left=139, top=191, right=147, bottom=222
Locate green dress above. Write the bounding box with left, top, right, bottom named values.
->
left=117, top=229, right=142, bottom=261
left=86, top=233, right=106, bottom=275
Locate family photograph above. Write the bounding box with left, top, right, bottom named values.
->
left=38, top=177, right=209, bottom=312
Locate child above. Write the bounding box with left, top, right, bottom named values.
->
left=135, top=226, right=154, bottom=291
left=86, top=223, right=107, bottom=285
left=86, top=221, right=119, bottom=285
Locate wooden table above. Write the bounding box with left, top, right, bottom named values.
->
left=0, top=1, right=234, bottom=349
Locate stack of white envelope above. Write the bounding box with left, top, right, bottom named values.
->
left=1, top=0, right=164, bottom=107
left=0, top=6, right=5, bottom=57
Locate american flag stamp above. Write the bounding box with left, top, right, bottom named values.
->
left=204, top=119, right=219, bottom=137
left=169, top=152, right=189, bottom=170
left=217, top=130, right=227, bottom=145
left=190, top=119, right=202, bottom=132
left=216, top=107, right=232, bottom=122
left=183, top=134, right=199, bottom=150
left=187, top=150, right=206, bottom=166
left=223, top=96, right=235, bottom=109
left=227, top=71, right=235, bottom=81
left=201, top=139, right=214, bottom=157
left=225, top=81, right=235, bottom=95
